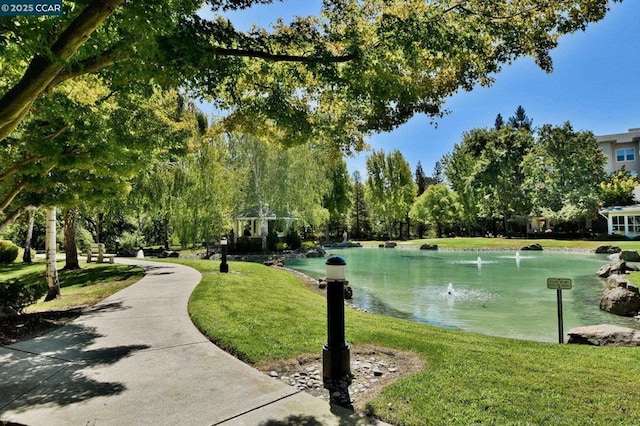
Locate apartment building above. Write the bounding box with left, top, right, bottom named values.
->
left=597, top=128, right=640, bottom=237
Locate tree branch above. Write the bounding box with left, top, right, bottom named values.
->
left=0, top=156, right=42, bottom=181
left=0, top=205, right=38, bottom=234
left=214, top=47, right=357, bottom=63
left=0, top=0, right=125, bottom=143
left=48, top=46, right=130, bottom=88
left=0, top=180, right=28, bottom=213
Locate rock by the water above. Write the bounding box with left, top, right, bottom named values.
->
left=567, top=324, right=640, bottom=346
left=600, top=285, right=640, bottom=316
left=620, top=250, right=640, bottom=262
left=384, top=241, right=397, bottom=248
left=419, top=244, right=438, bottom=250
left=344, top=286, right=353, bottom=299
left=596, top=264, right=613, bottom=278
left=521, top=243, right=543, bottom=251
left=160, top=250, right=180, bottom=258
left=263, top=257, right=285, bottom=267
left=595, top=245, right=621, bottom=254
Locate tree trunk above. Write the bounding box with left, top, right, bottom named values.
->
left=22, top=209, right=35, bottom=263
left=163, top=215, right=169, bottom=249
left=63, top=207, right=80, bottom=270
left=97, top=211, right=104, bottom=243
left=44, top=207, right=60, bottom=301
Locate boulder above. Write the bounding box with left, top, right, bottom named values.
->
left=344, top=286, right=353, bottom=299
left=596, top=264, right=613, bottom=278
left=595, top=245, right=621, bottom=254
left=521, top=243, right=543, bottom=251
left=420, top=244, right=438, bottom=250
left=600, top=286, right=640, bottom=316
left=384, top=241, right=397, bottom=248
left=620, top=250, right=640, bottom=262
left=263, top=257, right=285, bottom=267
left=567, top=324, right=640, bottom=346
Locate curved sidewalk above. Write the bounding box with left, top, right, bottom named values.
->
left=0, top=259, right=386, bottom=425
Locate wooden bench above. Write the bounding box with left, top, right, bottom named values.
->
left=86, top=243, right=116, bottom=264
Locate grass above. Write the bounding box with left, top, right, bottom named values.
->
left=361, top=236, right=640, bottom=251
left=180, top=257, right=640, bottom=425
left=1, top=260, right=144, bottom=312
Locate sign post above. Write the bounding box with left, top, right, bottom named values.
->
left=547, top=278, right=572, bottom=343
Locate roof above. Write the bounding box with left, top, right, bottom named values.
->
left=599, top=204, right=640, bottom=216
left=234, top=208, right=296, bottom=220
left=596, top=129, right=640, bottom=144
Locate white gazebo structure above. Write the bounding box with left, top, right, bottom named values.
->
left=232, top=209, right=296, bottom=249
left=599, top=205, right=640, bottom=238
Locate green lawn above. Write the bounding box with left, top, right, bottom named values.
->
left=363, top=236, right=640, bottom=251
left=181, top=257, right=640, bottom=425
left=1, top=260, right=144, bottom=312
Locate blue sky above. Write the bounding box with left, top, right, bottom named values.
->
left=212, top=1, right=640, bottom=177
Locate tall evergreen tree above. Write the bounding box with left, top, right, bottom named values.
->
left=349, top=171, right=372, bottom=240
left=507, top=106, right=533, bottom=131
left=495, top=113, right=504, bottom=130
left=415, top=161, right=428, bottom=196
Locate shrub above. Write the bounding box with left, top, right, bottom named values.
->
left=266, top=231, right=279, bottom=252
left=276, top=242, right=288, bottom=251
left=301, top=241, right=316, bottom=250
left=0, top=279, right=47, bottom=314
left=285, top=231, right=302, bottom=250
left=0, top=240, right=19, bottom=263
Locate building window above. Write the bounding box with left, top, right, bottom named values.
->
left=616, top=148, right=635, bottom=162
left=612, top=215, right=626, bottom=233
left=630, top=216, right=640, bottom=234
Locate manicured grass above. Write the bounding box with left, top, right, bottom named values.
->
left=362, top=237, right=640, bottom=251
left=181, top=258, right=640, bottom=425
left=1, top=260, right=144, bottom=312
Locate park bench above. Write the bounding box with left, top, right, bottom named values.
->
left=86, top=243, right=116, bottom=264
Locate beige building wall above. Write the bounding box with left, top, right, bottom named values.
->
left=596, top=128, right=640, bottom=175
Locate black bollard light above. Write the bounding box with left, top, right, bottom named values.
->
left=220, top=237, right=229, bottom=273
left=323, top=255, right=351, bottom=407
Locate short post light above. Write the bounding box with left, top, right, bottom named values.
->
left=323, top=255, right=352, bottom=408
left=220, top=237, right=229, bottom=273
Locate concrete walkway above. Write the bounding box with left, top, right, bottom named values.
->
left=1, top=259, right=386, bottom=425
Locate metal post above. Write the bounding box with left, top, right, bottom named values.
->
left=557, top=289, right=564, bottom=344
left=220, top=237, right=229, bottom=273
left=322, top=255, right=351, bottom=408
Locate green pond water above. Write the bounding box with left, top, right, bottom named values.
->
left=286, top=248, right=640, bottom=342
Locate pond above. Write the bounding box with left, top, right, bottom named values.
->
left=286, top=247, right=640, bottom=342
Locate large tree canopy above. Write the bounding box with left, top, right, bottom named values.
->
left=0, top=0, right=622, bottom=149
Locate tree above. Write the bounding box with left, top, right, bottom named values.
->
left=323, top=159, right=353, bottom=241
left=415, top=162, right=429, bottom=196
left=227, top=132, right=330, bottom=248
left=442, top=148, right=483, bottom=237
left=522, top=123, right=606, bottom=224
left=410, top=184, right=457, bottom=238
left=22, top=209, right=36, bottom=263
left=44, top=207, right=59, bottom=301
left=456, top=126, right=534, bottom=236
left=349, top=171, right=371, bottom=240
left=366, top=150, right=416, bottom=239
left=432, top=161, right=445, bottom=185
left=0, top=1, right=621, bottom=148
left=1, top=1, right=623, bottom=232
left=507, top=106, right=533, bottom=131
left=494, top=113, right=504, bottom=130
left=62, top=207, right=80, bottom=270
left=600, top=168, right=640, bottom=207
